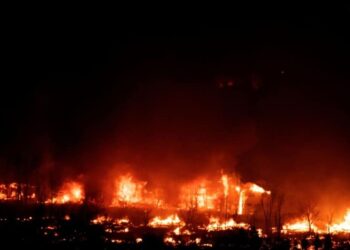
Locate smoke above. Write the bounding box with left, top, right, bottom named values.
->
left=84, top=80, right=258, bottom=202
left=5, top=69, right=347, bottom=216
left=239, top=74, right=350, bottom=216
left=1, top=22, right=350, bottom=218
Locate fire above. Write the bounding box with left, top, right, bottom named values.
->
left=0, top=182, right=36, bottom=201
left=179, top=174, right=269, bottom=214
left=112, top=174, right=146, bottom=206
left=180, top=181, right=217, bottom=210
left=237, top=190, right=245, bottom=215
left=0, top=184, right=6, bottom=200
left=282, top=209, right=350, bottom=234
left=91, top=215, right=111, bottom=224
left=235, top=183, right=270, bottom=215
left=197, top=187, right=207, bottom=208
left=47, top=181, right=84, bottom=204
left=206, top=216, right=249, bottom=231
left=221, top=174, right=229, bottom=197
left=173, top=227, right=181, bottom=235
left=196, top=185, right=216, bottom=209
left=249, top=183, right=270, bottom=194
left=164, top=236, right=177, bottom=245
left=116, top=217, right=130, bottom=224
left=90, top=215, right=129, bottom=225
left=149, top=214, right=185, bottom=227
left=330, top=210, right=350, bottom=233
left=282, top=218, right=320, bottom=233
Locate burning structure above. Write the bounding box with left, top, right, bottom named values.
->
left=2, top=9, right=350, bottom=250
left=1, top=171, right=349, bottom=237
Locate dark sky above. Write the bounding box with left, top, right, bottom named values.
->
left=1, top=7, right=350, bottom=210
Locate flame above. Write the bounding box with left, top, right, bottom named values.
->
left=178, top=174, right=270, bottom=214
left=197, top=186, right=207, bottom=208
left=173, top=227, right=181, bottom=235
left=164, top=236, right=177, bottom=245
left=0, top=182, right=36, bottom=201
left=180, top=181, right=217, bottom=210
left=0, top=186, right=6, bottom=200
left=91, top=215, right=112, bottom=224
left=330, top=210, right=350, bottom=233
left=116, top=217, right=130, bottom=224
left=196, top=185, right=216, bottom=209
left=282, top=218, right=320, bottom=233
left=112, top=174, right=146, bottom=206
left=0, top=172, right=271, bottom=217
left=149, top=214, right=184, bottom=227
left=237, top=190, right=245, bottom=215
left=91, top=215, right=130, bottom=225
left=47, top=181, right=84, bottom=204
left=206, top=216, right=249, bottom=231
left=283, top=210, right=350, bottom=234
left=221, top=174, right=229, bottom=197
left=249, top=183, right=268, bottom=194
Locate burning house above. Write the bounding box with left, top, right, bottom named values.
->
left=1, top=8, right=350, bottom=249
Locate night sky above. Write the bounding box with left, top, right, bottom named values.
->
left=2, top=8, right=350, bottom=210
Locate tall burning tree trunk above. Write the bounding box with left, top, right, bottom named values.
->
left=274, top=193, right=285, bottom=238
left=300, top=200, right=319, bottom=234
left=260, top=193, right=274, bottom=236
left=326, top=210, right=334, bottom=234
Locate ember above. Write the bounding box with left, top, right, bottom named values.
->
left=149, top=214, right=184, bottom=227
left=206, top=216, right=249, bottom=231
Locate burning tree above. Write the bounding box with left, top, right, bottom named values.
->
left=325, top=208, right=335, bottom=234
left=260, top=192, right=274, bottom=236
left=299, top=200, right=319, bottom=233
left=274, top=192, right=285, bottom=238
left=259, top=189, right=286, bottom=237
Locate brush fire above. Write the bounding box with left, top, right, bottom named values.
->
left=1, top=172, right=350, bottom=242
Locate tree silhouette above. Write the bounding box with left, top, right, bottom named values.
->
left=299, top=200, right=319, bottom=233
left=274, top=192, right=285, bottom=238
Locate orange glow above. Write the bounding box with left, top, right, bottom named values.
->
left=282, top=218, right=320, bottom=233
left=180, top=180, right=217, bottom=210
left=91, top=215, right=112, bottom=224
left=173, top=227, right=181, bottom=235
left=0, top=182, right=36, bottom=201
left=112, top=174, right=146, bottom=206
left=164, top=236, right=177, bottom=245
left=91, top=215, right=130, bottom=226
left=197, top=186, right=207, bottom=208
left=330, top=209, right=350, bottom=233
left=249, top=183, right=269, bottom=194
left=149, top=214, right=185, bottom=227
left=206, top=216, right=249, bottom=231
left=116, top=217, right=130, bottom=224
left=0, top=172, right=274, bottom=224
left=282, top=209, right=350, bottom=234
left=237, top=190, right=244, bottom=215
left=221, top=174, right=229, bottom=197
left=47, top=181, right=84, bottom=204
left=178, top=174, right=270, bottom=214
left=0, top=184, right=6, bottom=200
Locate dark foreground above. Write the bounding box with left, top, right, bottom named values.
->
left=0, top=203, right=349, bottom=249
